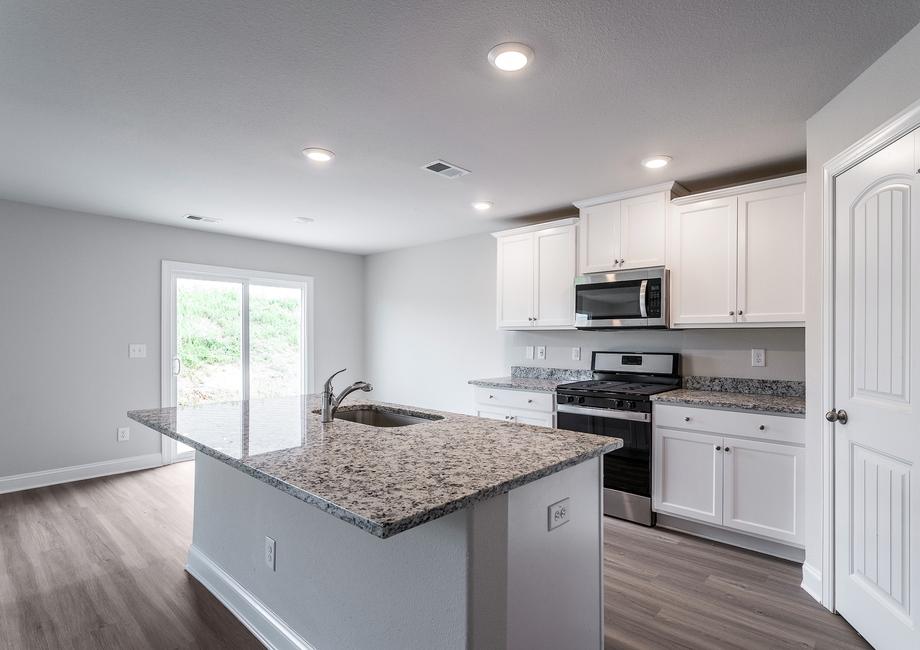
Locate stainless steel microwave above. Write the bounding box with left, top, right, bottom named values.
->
left=574, top=267, right=668, bottom=329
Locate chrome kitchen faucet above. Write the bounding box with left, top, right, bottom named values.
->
left=321, top=368, right=373, bottom=423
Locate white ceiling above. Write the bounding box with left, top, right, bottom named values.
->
left=2, top=1, right=918, bottom=254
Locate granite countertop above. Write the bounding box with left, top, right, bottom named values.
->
left=128, top=395, right=621, bottom=539
left=651, top=389, right=806, bottom=416
left=468, top=376, right=566, bottom=393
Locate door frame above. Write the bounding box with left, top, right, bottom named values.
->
left=160, top=260, right=315, bottom=464
left=819, top=97, right=920, bottom=611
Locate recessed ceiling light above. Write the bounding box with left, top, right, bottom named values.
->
left=641, top=155, right=672, bottom=169
left=302, top=147, right=335, bottom=162
left=293, top=217, right=315, bottom=224
left=487, top=43, right=533, bottom=72
left=472, top=201, right=493, bottom=211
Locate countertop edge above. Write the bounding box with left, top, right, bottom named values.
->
left=467, top=379, right=558, bottom=393
left=650, top=392, right=806, bottom=417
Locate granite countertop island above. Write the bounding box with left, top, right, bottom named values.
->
left=128, top=394, right=621, bottom=539
left=129, top=394, right=618, bottom=649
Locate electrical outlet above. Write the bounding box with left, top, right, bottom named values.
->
left=751, top=349, right=766, bottom=367
left=116, top=427, right=130, bottom=442
left=265, top=536, right=276, bottom=571
left=525, top=346, right=534, bottom=360
left=128, top=343, right=147, bottom=359
left=571, top=347, right=581, bottom=361
left=536, top=346, right=546, bottom=360
left=548, top=498, right=570, bottom=531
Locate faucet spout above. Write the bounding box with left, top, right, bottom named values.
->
left=321, top=369, right=373, bottom=423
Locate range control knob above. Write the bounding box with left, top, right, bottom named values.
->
left=612, top=399, right=623, bottom=409
left=577, top=396, right=586, bottom=404
left=624, top=401, right=636, bottom=410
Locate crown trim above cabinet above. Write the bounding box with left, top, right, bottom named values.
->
left=670, top=173, right=806, bottom=206
left=573, top=181, right=689, bottom=209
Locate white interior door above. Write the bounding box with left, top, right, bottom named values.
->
left=833, top=128, right=920, bottom=649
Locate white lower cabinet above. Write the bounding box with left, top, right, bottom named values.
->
left=473, top=387, right=555, bottom=428
left=652, top=404, right=805, bottom=547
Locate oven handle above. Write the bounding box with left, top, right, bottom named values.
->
left=557, top=404, right=650, bottom=422
left=639, top=279, right=648, bottom=318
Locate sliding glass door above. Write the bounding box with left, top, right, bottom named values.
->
left=162, top=262, right=313, bottom=463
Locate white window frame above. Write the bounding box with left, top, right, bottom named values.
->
left=160, top=260, right=315, bottom=464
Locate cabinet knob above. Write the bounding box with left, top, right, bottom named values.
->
left=739, top=310, right=744, bottom=316
left=729, top=311, right=735, bottom=316
left=527, top=399, right=533, bottom=403
left=489, top=394, right=494, bottom=399
left=725, top=447, right=731, bottom=452
left=759, top=425, right=765, bottom=431
left=715, top=446, right=722, bottom=451
left=684, top=416, right=691, bottom=422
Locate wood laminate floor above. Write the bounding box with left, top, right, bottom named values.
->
left=0, top=463, right=868, bottom=649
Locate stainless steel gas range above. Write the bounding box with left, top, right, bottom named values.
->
left=555, top=351, right=680, bottom=526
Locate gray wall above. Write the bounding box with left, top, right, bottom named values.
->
left=366, top=232, right=805, bottom=414
left=802, top=21, right=920, bottom=593
left=0, top=200, right=364, bottom=477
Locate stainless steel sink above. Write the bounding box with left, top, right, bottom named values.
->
left=331, top=407, right=443, bottom=428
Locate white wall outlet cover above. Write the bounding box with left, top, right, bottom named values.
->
left=265, top=536, right=276, bottom=571
left=751, top=348, right=766, bottom=367
left=525, top=346, right=535, bottom=360
left=116, top=427, right=130, bottom=442
left=548, top=497, right=570, bottom=531
left=536, top=346, right=546, bottom=360
left=129, top=343, right=147, bottom=358
left=571, top=347, right=581, bottom=361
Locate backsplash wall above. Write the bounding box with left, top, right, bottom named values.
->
left=505, top=327, right=805, bottom=380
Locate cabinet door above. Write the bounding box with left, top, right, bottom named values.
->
left=737, top=184, right=806, bottom=324
left=722, top=437, right=805, bottom=546
left=496, top=233, right=534, bottom=328
left=578, top=202, right=621, bottom=273
left=534, top=225, right=576, bottom=328
left=670, top=198, right=738, bottom=325
left=620, top=192, right=667, bottom=269
left=653, top=427, right=723, bottom=524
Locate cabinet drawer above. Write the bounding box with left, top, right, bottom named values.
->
left=473, top=387, right=554, bottom=413
left=654, top=403, right=804, bottom=445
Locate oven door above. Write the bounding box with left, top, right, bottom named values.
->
left=557, top=406, right=652, bottom=496
left=574, top=268, right=666, bottom=329
left=557, top=405, right=654, bottom=525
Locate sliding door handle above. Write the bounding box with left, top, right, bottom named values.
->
left=172, top=356, right=182, bottom=376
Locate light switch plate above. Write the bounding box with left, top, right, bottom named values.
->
left=129, top=343, right=147, bottom=359
left=751, top=349, right=766, bottom=367
left=571, top=347, right=581, bottom=361
left=265, top=536, right=276, bottom=571
left=116, top=427, right=130, bottom=442
left=525, top=346, right=534, bottom=360
left=536, top=346, right=546, bottom=360
left=548, top=498, right=570, bottom=531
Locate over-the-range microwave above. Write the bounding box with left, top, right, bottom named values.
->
left=574, top=266, right=668, bottom=329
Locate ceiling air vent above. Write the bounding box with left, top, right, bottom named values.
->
left=185, top=214, right=222, bottom=224
left=422, top=159, right=471, bottom=179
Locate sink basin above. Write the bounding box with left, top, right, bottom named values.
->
left=332, top=406, right=443, bottom=428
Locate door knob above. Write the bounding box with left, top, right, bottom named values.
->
left=825, top=409, right=848, bottom=424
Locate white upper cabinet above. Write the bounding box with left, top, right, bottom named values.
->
left=737, top=184, right=806, bottom=323
left=670, top=197, right=739, bottom=325
left=669, top=175, right=806, bottom=328
left=493, top=218, right=577, bottom=330
left=574, top=182, right=687, bottom=275
left=578, top=201, right=621, bottom=273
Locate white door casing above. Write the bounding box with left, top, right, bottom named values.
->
left=833, top=128, right=919, bottom=649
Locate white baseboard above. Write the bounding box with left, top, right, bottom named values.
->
left=801, top=562, right=823, bottom=604
left=655, top=513, right=805, bottom=562
left=0, top=453, right=163, bottom=494
left=186, top=545, right=314, bottom=650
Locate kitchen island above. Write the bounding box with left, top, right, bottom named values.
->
left=128, top=395, right=620, bottom=650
